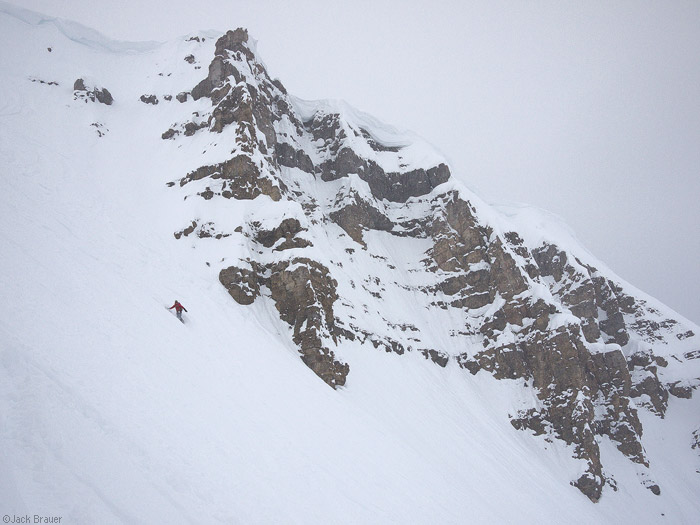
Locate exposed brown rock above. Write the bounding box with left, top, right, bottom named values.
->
left=319, top=145, right=451, bottom=203
left=275, top=142, right=314, bottom=173
left=573, top=470, right=604, bottom=503
left=184, top=121, right=208, bottom=136
left=266, top=258, right=348, bottom=388
left=628, top=350, right=670, bottom=416
left=329, top=195, right=393, bottom=246
left=420, top=349, right=449, bottom=367
left=192, top=55, right=238, bottom=100
left=215, top=28, right=251, bottom=56
left=668, top=381, right=693, bottom=399
left=219, top=258, right=348, bottom=388
left=592, top=276, right=629, bottom=346
left=140, top=94, right=159, bottom=105
left=162, top=128, right=177, bottom=140
left=174, top=221, right=197, bottom=239
left=73, top=78, right=113, bottom=105
left=252, top=218, right=312, bottom=251
left=219, top=265, right=260, bottom=305
left=179, top=155, right=283, bottom=201
left=630, top=374, right=669, bottom=416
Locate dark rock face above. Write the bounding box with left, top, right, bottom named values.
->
left=592, top=275, right=630, bottom=346
left=215, top=28, right=251, bottom=56
left=162, top=128, right=177, bottom=140
left=179, top=155, right=283, bottom=201
left=531, top=244, right=601, bottom=343
left=647, top=484, right=661, bottom=496
left=531, top=244, right=633, bottom=346
left=630, top=374, right=669, bottom=416
left=494, top=329, right=645, bottom=502
left=173, top=220, right=230, bottom=240
left=192, top=55, right=236, bottom=101
left=95, top=88, right=113, bottom=105
left=420, top=348, right=449, bottom=367
left=320, top=147, right=365, bottom=182
left=73, top=78, right=113, bottom=105
left=183, top=120, right=208, bottom=136
left=374, top=164, right=451, bottom=203
left=140, top=94, right=159, bottom=105
left=189, top=27, right=294, bottom=148
left=174, top=220, right=197, bottom=239
left=415, top=192, right=652, bottom=501
left=30, top=78, right=59, bottom=86
left=219, top=265, right=260, bottom=305
left=219, top=258, right=349, bottom=388
left=306, top=112, right=344, bottom=145
left=274, top=142, right=314, bottom=173
left=590, top=350, right=646, bottom=464
left=267, top=258, right=348, bottom=387
left=319, top=145, right=451, bottom=203
left=627, top=349, right=669, bottom=416
left=252, top=218, right=312, bottom=251
left=668, top=381, right=693, bottom=399
left=427, top=195, right=514, bottom=311
left=329, top=194, right=393, bottom=246
left=170, top=28, right=332, bottom=385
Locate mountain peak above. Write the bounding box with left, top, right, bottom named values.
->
left=165, top=25, right=700, bottom=503
left=215, top=27, right=250, bottom=56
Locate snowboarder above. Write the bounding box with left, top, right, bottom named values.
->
left=169, top=300, right=188, bottom=322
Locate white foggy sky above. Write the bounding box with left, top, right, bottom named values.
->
left=17, top=0, right=700, bottom=323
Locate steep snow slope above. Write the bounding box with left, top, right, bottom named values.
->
left=1, top=3, right=699, bottom=523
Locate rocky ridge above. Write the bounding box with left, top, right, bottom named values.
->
left=165, top=29, right=700, bottom=502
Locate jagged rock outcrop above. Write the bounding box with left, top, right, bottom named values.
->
left=628, top=349, right=669, bottom=416
left=140, top=94, right=158, bottom=105
left=219, top=265, right=259, bottom=305
left=462, top=307, right=645, bottom=501
left=250, top=218, right=312, bottom=251
left=167, top=26, right=700, bottom=502
left=275, top=142, right=314, bottom=173
left=330, top=192, right=393, bottom=246
left=178, top=155, right=283, bottom=201
left=73, top=78, right=113, bottom=105
left=319, top=146, right=451, bottom=203
left=220, top=258, right=349, bottom=388
left=420, top=348, right=449, bottom=367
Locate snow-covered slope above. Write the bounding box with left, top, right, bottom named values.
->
left=1, top=3, right=699, bottom=523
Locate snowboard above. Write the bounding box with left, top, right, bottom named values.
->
left=166, top=306, right=186, bottom=324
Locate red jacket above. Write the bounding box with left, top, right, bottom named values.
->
left=169, top=301, right=187, bottom=313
